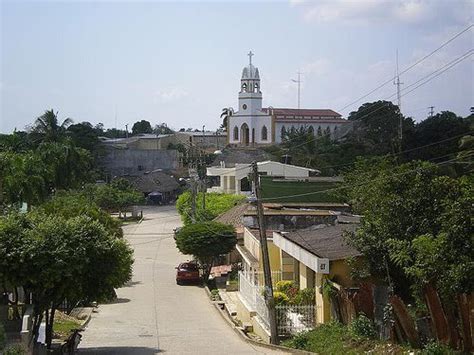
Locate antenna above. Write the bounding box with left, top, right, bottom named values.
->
left=428, top=106, right=435, bottom=117
left=394, top=50, right=403, bottom=153
left=291, top=71, right=303, bottom=110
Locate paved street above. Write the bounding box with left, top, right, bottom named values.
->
left=80, top=206, right=288, bottom=354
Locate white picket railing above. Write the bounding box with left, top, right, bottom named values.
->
left=239, top=271, right=317, bottom=335
left=276, top=304, right=317, bottom=336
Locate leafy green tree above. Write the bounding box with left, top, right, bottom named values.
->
left=0, top=213, right=133, bottom=349
left=35, top=191, right=123, bottom=238
left=31, top=109, right=73, bottom=143
left=176, top=191, right=245, bottom=225
left=0, top=151, right=50, bottom=208
left=0, top=131, right=33, bottom=153
left=152, top=123, right=174, bottom=135
left=131, top=120, right=153, bottom=135
left=220, top=107, right=234, bottom=131
left=103, top=128, right=127, bottom=138
left=36, top=142, right=94, bottom=190
left=348, top=100, right=414, bottom=155
left=404, top=111, right=471, bottom=162
left=342, top=158, right=473, bottom=300
left=175, top=221, right=237, bottom=280
left=82, top=183, right=144, bottom=211
left=67, top=122, right=101, bottom=152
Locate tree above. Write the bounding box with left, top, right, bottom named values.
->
left=131, top=120, right=153, bottom=135
left=31, top=109, right=73, bottom=143
left=175, top=221, right=237, bottom=280
left=0, top=151, right=50, bottom=208
left=348, top=101, right=414, bottom=155
left=342, top=158, right=473, bottom=300
left=404, top=111, right=471, bottom=162
left=220, top=107, right=234, bottom=131
left=0, top=212, right=133, bottom=349
left=153, top=123, right=173, bottom=135
left=176, top=191, right=245, bottom=225
left=67, top=122, right=101, bottom=152
left=36, top=141, right=94, bottom=190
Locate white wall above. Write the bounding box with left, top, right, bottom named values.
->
left=228, top=112, right=272, bottom=144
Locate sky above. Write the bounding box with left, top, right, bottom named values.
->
left=1, top=0, right=473, bottom=134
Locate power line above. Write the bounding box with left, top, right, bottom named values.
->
left=260, top=152, right=470, bottom=201
left=337, top=24, right=473, bottom=113
left=286, top=50, right=472, bottom=153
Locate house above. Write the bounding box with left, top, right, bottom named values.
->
left=231, top=206, right=361, bottom=340
left=272, top=221, right=361, bottom=324
left=207, top=160, right=319, bottom=195
left=121, top=171, right=180, bottom=204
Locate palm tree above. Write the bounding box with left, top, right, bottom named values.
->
left=33, top=109, right=73, bottom=143
left=220, top=107, right=234, bottom=131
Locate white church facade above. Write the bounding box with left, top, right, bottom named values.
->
left=227, top=52, right=348, bottom=146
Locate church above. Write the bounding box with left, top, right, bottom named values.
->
left=227, top=52, right=348, bottom=146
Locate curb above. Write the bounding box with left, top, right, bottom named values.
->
left=204, top=286, right=315, bottom=355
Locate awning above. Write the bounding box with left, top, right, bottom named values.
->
left=273, top=232, right=329, bottom=274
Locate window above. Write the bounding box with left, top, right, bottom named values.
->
left=242, top=104, right=247, bottom=110
left=241, top=83, right=247, bottom=92
left=281, top=125, right=286, bottom=140
left=233, top=126, right=239, bottom=140
left=261, top=125, right=268, bottom=140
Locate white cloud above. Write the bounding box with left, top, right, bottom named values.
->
left=301, top=58, right=330, bottom=77
left=154, top=87, right=189, bottom=103
left=292, top=0, right=472, bottom=26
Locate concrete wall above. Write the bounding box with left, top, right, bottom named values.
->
left=99, top=148, right=178, bottom=176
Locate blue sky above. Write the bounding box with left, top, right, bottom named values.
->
left=1, top=0, right=472, bottom=133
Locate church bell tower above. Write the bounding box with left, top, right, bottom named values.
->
left=239, top=51, right=263, bottom=115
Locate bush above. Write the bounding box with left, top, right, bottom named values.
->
left=0, top=322, right=5, bottom=350
left=3, top=344, right=27, bottom=355
left=176, top=191, right=245, bottom=225
left=284, top=331, right=310, bottom=349
left=35, top=191, right=123, bottom=238
left=275, top=280, right=297, bottom=293
left=293, top=288, right=315, bottom=305
left=273, top=291, right=289, bottom=305
left=422, top=340, right=457, bottom=355
left=349, top=313, right=377, bottom=340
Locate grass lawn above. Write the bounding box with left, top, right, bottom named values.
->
left=53, top=314, right=82, bottom=340
left=281, top=322, right=411, bottom=354
left=260, top=177, right=342, bottom=203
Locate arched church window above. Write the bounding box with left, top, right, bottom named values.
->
left=281, top=126, right=286, bottom=141
left=241, top=83, right=247, bottom=92
left=233, top=126, right=239, bottom=140
left=254, top=83, right=259, bottom=93
left=261, top=125, right=268, bottom=140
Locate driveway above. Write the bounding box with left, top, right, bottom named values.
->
left=80, top=206, right=288, bottom=354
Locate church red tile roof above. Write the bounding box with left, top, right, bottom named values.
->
left=262, top=108, right=342, bottom=118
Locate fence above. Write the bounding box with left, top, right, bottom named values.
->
left=276, top=305, right=316, bottom=336
left=239, top=271, right=316, bottom=335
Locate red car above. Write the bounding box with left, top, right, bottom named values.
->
left=176, top=262, right=200, bottom=285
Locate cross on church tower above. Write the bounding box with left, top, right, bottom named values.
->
left=248, top=50, right=254, bottom=65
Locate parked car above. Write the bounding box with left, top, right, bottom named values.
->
left=175, top=262, right=200, bottom=285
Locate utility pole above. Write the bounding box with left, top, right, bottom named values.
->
left=394, top=50, right=403, bottom=153
left=251, top=161, right=278, bottom=345
left=428, top=106, right=435, bottom=117
left=189, top=165, right=198, bottom=222
left=125, top=124, right=129, bottom=138
left=291, top=71, right=302, bottom=110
